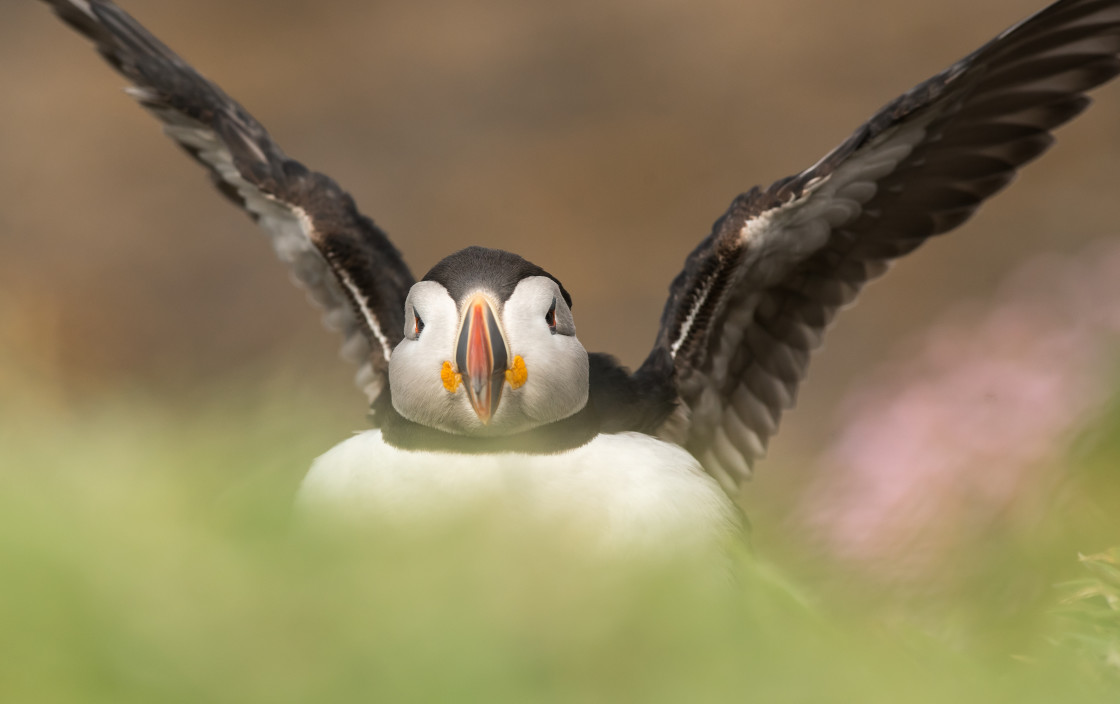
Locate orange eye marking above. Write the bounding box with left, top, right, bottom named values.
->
left=441, top=360, right=462, bottom=393
left=505, top=355, right=528, bottom=390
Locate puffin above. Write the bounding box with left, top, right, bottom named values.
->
left=42, top=0, right=1120, bottom=551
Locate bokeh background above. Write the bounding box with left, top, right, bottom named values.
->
left=7, top=0, right=1120, bottom=400
left=3, top=3, right=1120, bottom=695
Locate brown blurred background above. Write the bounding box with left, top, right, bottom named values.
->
left=4, top=0, right=1120, bottom=478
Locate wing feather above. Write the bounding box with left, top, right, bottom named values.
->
left=42, top=0, right=415, bottom=409
left=643, top=0, right=1120, bottom=492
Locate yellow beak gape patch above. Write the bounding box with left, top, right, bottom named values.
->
left=505, top=355, right=528, bottom=390
left=440, top=361, right=462, bottom=393
left=442, top=356, right=525, bottom=393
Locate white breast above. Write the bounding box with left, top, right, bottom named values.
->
left=297, top=430, right=741, bottom=555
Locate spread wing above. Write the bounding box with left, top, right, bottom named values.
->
left=42, top=0, right=415, bottom=410
left=642, top=0, right=1120, bottom=493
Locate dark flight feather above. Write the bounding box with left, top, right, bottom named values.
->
left=643, top=0, right=1120, bottom=492
left=42, top=0, right=416, bottom=414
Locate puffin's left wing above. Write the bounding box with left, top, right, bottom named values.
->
left=641, top=0, right=1120, bottom=492
left=42, top=0, right=415, bottom=407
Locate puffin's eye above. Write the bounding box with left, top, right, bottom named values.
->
left=414, top=313, right=425, bottom=337
left=545, top=300, right=557, bottom=333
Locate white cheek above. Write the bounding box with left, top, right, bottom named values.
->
left=503, top=280, right=589, bottom=425
left=389, top=284, right=476, bottom=431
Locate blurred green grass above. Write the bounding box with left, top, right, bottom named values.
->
left=1, top=377, right=1118, bottom=703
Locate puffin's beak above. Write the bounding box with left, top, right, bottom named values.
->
left=456, top=295, right=509, bottom=424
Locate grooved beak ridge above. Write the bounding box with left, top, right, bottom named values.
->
left=455, top=295, right=509, bottom=424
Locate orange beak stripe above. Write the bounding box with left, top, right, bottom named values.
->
left=455, top=296, right=509, bottom=424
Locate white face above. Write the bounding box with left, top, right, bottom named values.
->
left=388, top=276, right=590, bottom=436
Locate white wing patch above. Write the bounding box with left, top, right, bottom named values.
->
left=334, top=266, right=394, bottom=364
left=669, top=273, right=716, bottom=359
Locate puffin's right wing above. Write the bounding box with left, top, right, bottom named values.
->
left=42, top=0, right=415, bottom=408
left=642, top=0, right=1120, bottom=492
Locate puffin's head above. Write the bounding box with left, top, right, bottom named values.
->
left=388, top=247, right=589, bottom=436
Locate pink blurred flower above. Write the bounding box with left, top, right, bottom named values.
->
left=799, top=241, right=1120, bottom=584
